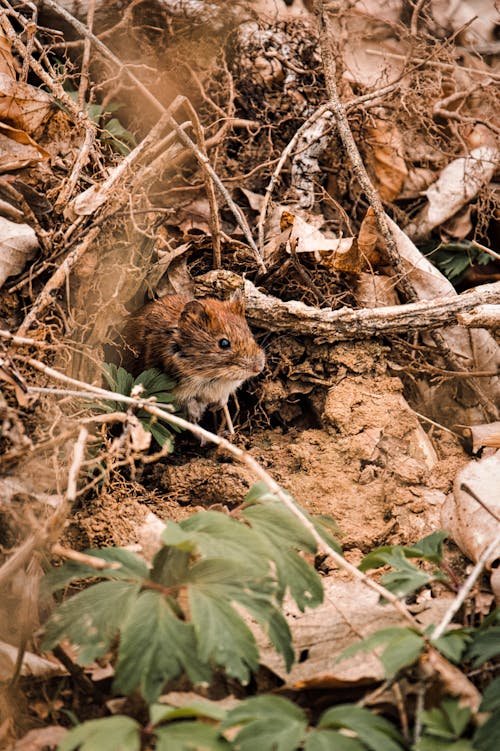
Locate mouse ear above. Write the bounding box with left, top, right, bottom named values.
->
left=179, top=299, right=210, bottom=329
left=229, top=287, right=245, bottom=316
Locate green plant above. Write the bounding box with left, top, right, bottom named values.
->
left=43, top=482, right=338, bottom=703
left=427, top=241, right=492, bottom=282
left=43, top=512, right=500, bottom=751
left=100, top=364, right=178, bottom=448
left=66, top=89, right=137, bottom=154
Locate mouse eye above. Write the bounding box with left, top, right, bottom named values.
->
left=218, top=338, right=231, bottom=350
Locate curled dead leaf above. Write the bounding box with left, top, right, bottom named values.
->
left=0, top=216, right=38, bottom=288
left=441, top=452, right=500, bottom=569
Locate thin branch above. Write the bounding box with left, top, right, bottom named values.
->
left=16, top=227, right=100, bottom=336
left=432, top=525, right=500, bottom=641
left=52, top=543, right=122, bottom=569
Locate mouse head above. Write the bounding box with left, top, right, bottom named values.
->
left=173, top=291, right=265, bottom=380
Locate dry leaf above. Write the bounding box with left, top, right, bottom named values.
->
left=386, top=217, right=500, bottom=423
left=257, top=579, right=406, bottom=688
left=0, top=34, right=16, bottom=79
left=0, top=216, right=38, bottom=288
left=0, top=74, right=53, bottom=133
left=0, top=641, right=66, bottom=681
left=421, top=648, right=482, bottom=715
left=468, top=422, right=500, bottom=452
left=406, top=145, right=499, bottom=242
left=0, top=123, right=50, bottom=172
left=352, top=272, right=400, bottom=308
left=280, top=210, right=356, bottom=268
left=441, top=452, right=500, bottom=569
left=12, top=726, right=68, bottom=751
left=364, top=116, right=408, bottom=201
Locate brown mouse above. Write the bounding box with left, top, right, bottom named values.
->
left=121, top=290, right=266, bottom=423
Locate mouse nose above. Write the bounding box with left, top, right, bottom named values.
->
left=252, top=349, right=266, bottom=373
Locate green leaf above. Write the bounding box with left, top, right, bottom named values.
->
left=235, top=589, right=294, bottom=672
left=318, top=704, right=406, bottom=751
left=243, top=503, right=323, bottom=609
left=406, top=531, right=448, bottom=562
left=473, top=710, right=500, bottom=751
left=188, top=586, right=259, bottom=684
left=311, top=513, right=342, bottom=553
left=44, top=547, right=150, bottom=592
left=58, top=716, right=140, bottom=751
left=419, top=699, right=472, bottom=740
left=359, top=547, right=431, bottom=598
left=155, top=721, right=231, bottom=751
left=114, top=591, right=210, bottom=703
left=165, top=512, right=270, bottom=576
left=243, top=501, right=317, bottom=554
left=304, top=729, right=365, bottom=751
left=150, top=699, right=228, bottom=726
left=243, top=481, right=277, bottom=505
left=337, top=627, right=425, bottom=678
left=480, top=677, right=500, bottom=712
left=432, top=629, right=472, bottom=663
left=466, top=627, right=500, bottom=666
left=415, top=739, right=476, bottom=751
left=43, top=581, right=140, bottom=663
left=223, top=696, right=307, bottom=751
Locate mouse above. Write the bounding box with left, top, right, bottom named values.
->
left=120, top=289, right=266, bottom=423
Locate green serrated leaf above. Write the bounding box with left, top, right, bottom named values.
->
left=405, top=531, right=448, bottom=562
left=311, top=514, right=342, bottom=553
left=318, top=704, right=405, bottom=751
left=480, top=677, right=500, bottom=713
left=380, top=566, right=431, bottom=598
left=188, top=587, right=259, bottom=684
left=235, top=589, right=294, bottom=672
left=162, top=511, right=269, bottom=577
left=415, top=739, right=476, bottom=751
left=304, top=729, right=365, bottom=751
left=155, top=721, right=231, bottom=751
left=242, top=503, right=323, bottom=609
left=223, top=696, right=307, bottom=751
left=473, top=709, right=500, bottom=751
left=419, top=699, right=472, bottom=740
left=58, top=716, right=141, bottom=751
left=243, top=481, right=278, bottom=505
left=43, top=548, right=150, bottom=593
left=337, top=627, right=424, bottom=678
left=243, top=502, right=317, bottom=554
left=43, top=581, right=140, bottom=663
left=150, top=699, right=228, bottom=726
left=432, top=629, right=472, bottom=663
left=114, top=590, right=210, bottom=703
left=466, top=626, right=500, bottom=667
left=151, top=546, right=191, bottom=587
left=359, top=546, right=433, bottom=597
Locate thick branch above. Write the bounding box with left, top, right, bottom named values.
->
left=197, top=271, right=500, bottom=342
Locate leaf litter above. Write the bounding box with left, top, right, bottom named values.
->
left=0, top=0, right=499, bottom=745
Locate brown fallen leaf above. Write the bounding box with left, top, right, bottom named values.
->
left=0, top=215, right=38, bottom=288
left=459, top=422, right=500, bottom=453
left=364, top=115, right=408, bottom=202
left=0, top=34, right=16, bottom=79
left=441, top=452, right=500, bottom=569
left=12, top=726, right=68, bottom=751
left=256, top=578, right=406, bottom=688
left=0, top=74, right=53, bottom=133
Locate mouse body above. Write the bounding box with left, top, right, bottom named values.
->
left=121, top=290, right=265, bottom=422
